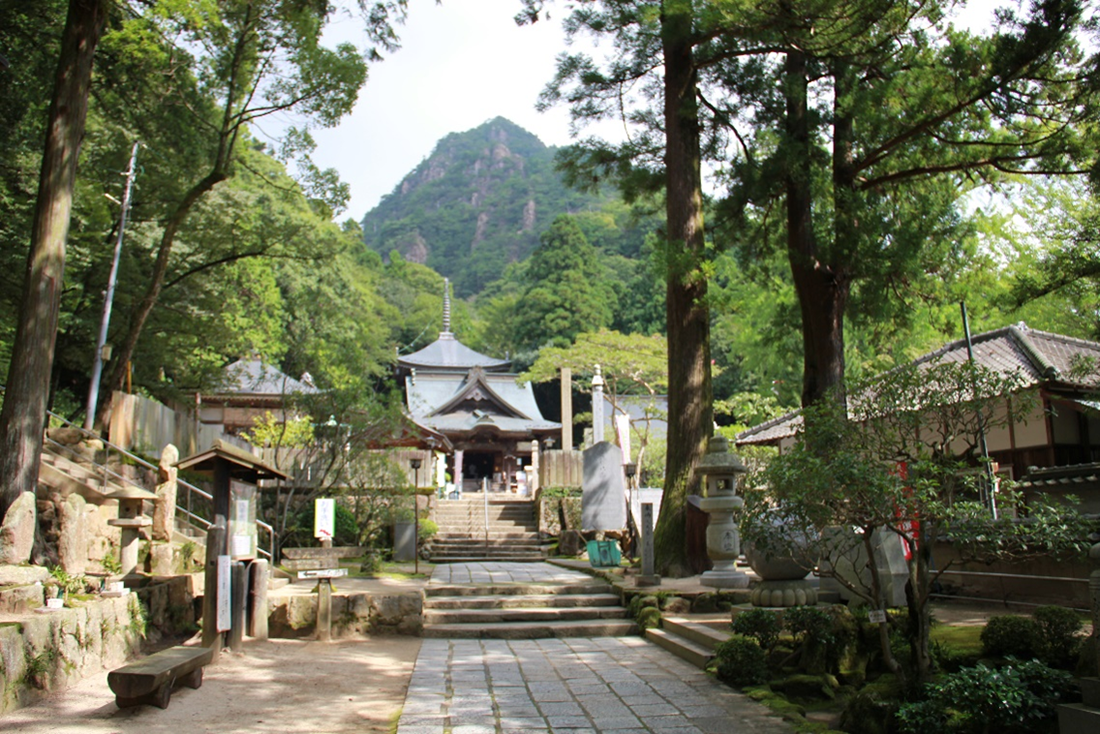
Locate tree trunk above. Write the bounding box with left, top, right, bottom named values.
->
left=654, top=0, right=712, bottom=577
left=785, top=48, right=848, bottom=410
left=0, top=0, right=108, bottom=521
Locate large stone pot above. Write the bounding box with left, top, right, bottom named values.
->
left=744, top=514, right=817, bottom=607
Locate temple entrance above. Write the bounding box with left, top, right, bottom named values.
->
left=462, top=451, right=496, bottom=487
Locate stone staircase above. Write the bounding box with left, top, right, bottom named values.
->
left=645, top=616, right=732, bottom=669
left=38, top=442, right=132, bottom=500
left=422, top=578, right=637, bottom=639
left=430, top=494, right=547, bottom=562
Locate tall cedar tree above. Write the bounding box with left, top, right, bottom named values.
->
left=0, top=0, right=109, bottom=521
left=520, top=0, right=713, bottom=574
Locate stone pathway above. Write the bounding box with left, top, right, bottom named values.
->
left=431, top=561, right=592, bottom=586
left=406, top=562, right=790, bottom=733
left=397, top=637, right=790, bottom=734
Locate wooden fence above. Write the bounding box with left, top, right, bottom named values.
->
left=107, top=391, right=248, bottom=458
left=539, top=449, right=584, bottom=489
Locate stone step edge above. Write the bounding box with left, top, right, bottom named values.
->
left=423, top=593, right=622, bottom=610
left=645, top=627, right=714, bottom=669
left=422, top=619, right=638, bottom=639
left=424, top=606, right=630, bottom=624
left=661, top=617, right=731, bottom=651
left=425, top=583, right=614, bottom=597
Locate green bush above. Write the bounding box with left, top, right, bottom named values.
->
left=896, top=658, right=1076, bottom=734
left=713, top=636, right=769, bottom=687
left=288, top=502, right=359, bottom=547
left=980, top=615, right=1039, bottom=659
left=418, top=518, right=439, bottom=541
left=1032, top=605, right=1082, bottom=668
left=732, top=608, right=782, bottom=652
left=785, top=605, right=836, bottom=647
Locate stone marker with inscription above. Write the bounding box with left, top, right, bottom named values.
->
left=582, top=442, right=626, bottom=531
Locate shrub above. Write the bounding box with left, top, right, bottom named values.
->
left=896, top=658, right=1076, bottom=734
left=732, top=608, right=782, bottom=652
left=418, top=519, right=439, bottom=541
left=713, top=636, right=769, bottom=687
left=980, top=615, right=1039, bottom=660
left=1032, top=605, right=1082, bottom=668
left=785, top=605, right=836, bottom=647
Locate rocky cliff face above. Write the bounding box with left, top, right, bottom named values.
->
left=360, top=117, right=605, bottom=298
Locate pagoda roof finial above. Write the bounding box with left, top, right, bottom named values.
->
left=443, top=277, right=452, bottom=334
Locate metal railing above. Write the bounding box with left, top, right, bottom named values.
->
left=10, top=390, right=275, bottom=562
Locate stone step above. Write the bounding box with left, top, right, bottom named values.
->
left=422, top=618, right=638, bottom=639
left=645, top=627, right=715, bottom=669
left=424, top=593, right=621, bottom=610
left=661, top=617, right=731, bottom=651
left=432, top=533, right=540, bottom=540
left=425, top=605, right=629, bottom=625
left=429, top=550, right=547, bottom=559
left=431, top=539, right=543, bottom=549
left=427, top=555, right=547, bottom=564
left=427, top=582, right=613, bottom=597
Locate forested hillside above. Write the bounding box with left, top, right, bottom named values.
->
left=361, top=117, right=645, bottom=297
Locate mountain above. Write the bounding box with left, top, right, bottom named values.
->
left=360, top=117, right=613, bottom=297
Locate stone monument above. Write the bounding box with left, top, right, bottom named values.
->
left=696, top=435, right=750, bottom=589
left=0, top=492, right=36, bottom=565
left=152, top=443, right=180, bottom=542
left=582, top=442, right=626, bottom=531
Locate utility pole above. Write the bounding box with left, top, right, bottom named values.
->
left=85, top=141, right=139, bottom=431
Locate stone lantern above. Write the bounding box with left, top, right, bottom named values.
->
left=696, top=435, right=750, bottom=589
left=107, top=486, right=157, bottom=579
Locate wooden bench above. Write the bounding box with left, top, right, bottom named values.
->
left=108, top=645, right=214, bottom=709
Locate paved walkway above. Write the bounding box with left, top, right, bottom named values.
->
left=430, top=561, right=597, bottom=585
left=404, top=561, right=790, bottom=733
left=397, top=637, right=789, bottom=734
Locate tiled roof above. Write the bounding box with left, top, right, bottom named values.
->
left=398, top=332, right=510, bottom=372
left=406, top=371, right=560, bottom=436
left=736, top=323, right=1100, bottom=447
left=214, top=359, right=318, bottom=396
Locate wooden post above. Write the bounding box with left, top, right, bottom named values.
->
left=561, top=368, right=573, bottom=450
left=228, top=561, right=246, bottom=652
left=202, top=523, right=226, bottom=660
left=249, top=559, right=269, bottom=640
left=317, top=579, right=332, bottom=642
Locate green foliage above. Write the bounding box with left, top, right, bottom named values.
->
left=635, top=606, right=662, bottom=631
left=1032, top=605, right=1084, bottom=669
left=731, top=609, right=783, bottom=653
left=896, top=659, right=1076, bottom=734
left=47, top=567, right=85, bottom=605
left=241, top=412, right=315, bottom=449
left=981, top=616, right=1040, bottom=660
left=713, top=637, right=769, bottom=688
left=418, top=519, right=438, bottom=542
left=287, top=502, right=359, bottom=548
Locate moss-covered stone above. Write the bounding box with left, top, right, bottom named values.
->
left=691, top=593, right=719, bottom=613
left=637, top=607, right=662, bottom=630
left=771, top=673, right=839, bottom=700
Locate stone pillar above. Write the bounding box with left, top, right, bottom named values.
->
left=592, top=365, right=605, bottom=444
left=249, top=559, right=269, bottom=640
left=58, top=494, right=88, bottom=575
left=636, top=502, right=660, bottom=586
left=152, top=443, right=179, bottom=542
left=1057, top=539, right=1100, bottom=731
left=454, top=449, right=464, bottom=494
left=530, top=440, right=540, bottom=494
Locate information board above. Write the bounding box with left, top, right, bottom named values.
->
left=314, top=498, right=335, bottom=540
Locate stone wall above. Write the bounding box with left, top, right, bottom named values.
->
left=0, top=575, right=198, bottom=715
left=267, top=592, right=422, bottom=639
left=535, top=490, right=582, bottom=538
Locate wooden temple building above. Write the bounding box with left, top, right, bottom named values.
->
left=398, top=282, right=560, bottom=493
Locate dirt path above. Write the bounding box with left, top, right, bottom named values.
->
left=0, top=636, right=420, bottom=734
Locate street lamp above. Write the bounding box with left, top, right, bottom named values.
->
left=410, top=457, right=422, bottom=574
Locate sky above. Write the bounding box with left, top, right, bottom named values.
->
left=255, top=0, right=999, bottom=222
left=263, top=0, right=603, bottom=220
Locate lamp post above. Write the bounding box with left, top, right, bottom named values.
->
left=410, top=457, right=422, bottom=574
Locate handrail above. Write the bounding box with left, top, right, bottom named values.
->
left=0, top=385, right=274, bottom=561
